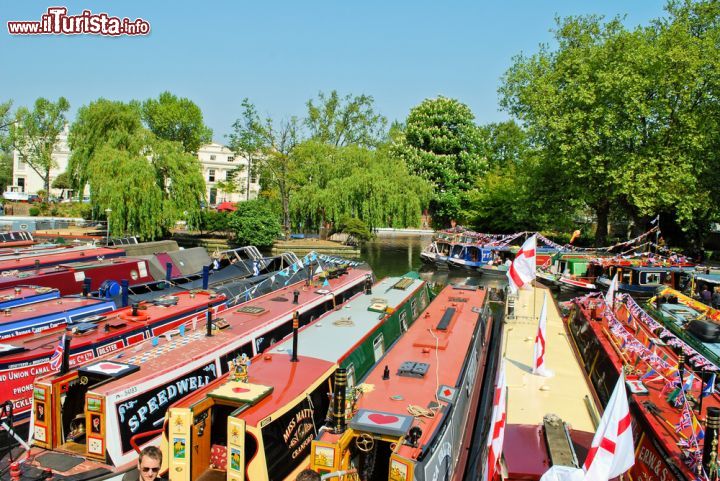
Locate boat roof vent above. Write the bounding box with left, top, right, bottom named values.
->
left=436, top=307, right=456, bottom=331
left=235, top=305, right=266, bottom=315
left=397, top=361, right=429, bottom=378
left=393, top=278, right=415, bottom=290
left=542, top=413, right=579, bottom=468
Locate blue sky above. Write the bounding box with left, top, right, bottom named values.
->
left=2, top=1, right=668, bottom=143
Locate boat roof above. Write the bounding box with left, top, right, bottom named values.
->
left=221, top=354, right=335, bottom=427
left=268, top=275, right=425, bottom=362
left=84, top=267, right=368, bottom=396
left=0, top=285, right=58, bottom=301
left=0, top=246, right=122, bottom=271
left=695, top=273, right=720, bottom=284
left=1, top=290, right=224, bottom=362
left=0, top=257, right=147, bottom=282
left=0, top=295, right=109, bottom=322
left=503, top=286, right=596, bottom=432
left=349, top=284, right=487, bottom=455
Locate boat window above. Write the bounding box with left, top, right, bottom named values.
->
left=373, top=334, right=384, bottom=362
left=411, top=299, right=418, bottom=318
left=399, top=311, right=408, bottom=332
left=622, top=271, right=631, bottom=285
left=641, top=272, right=662, bottom=285
left=346, top=363, right=356, bottom=389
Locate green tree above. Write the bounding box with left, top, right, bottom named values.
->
left=305, top=90, right=387, bottom=147
left=141, top=91, right=212, bottom=154
left=291, top=141, right=432, bottom=230
left=51, top=171, right=72, bottom=199
left=69, top=99, right=206, bottom=239
left=10, top=97, right=70, bottom=193
left=228, top=199, right=281, bottom=247
left=229, top=99, right=300, bottom=238
left=390, top=97, right=485, bottom=226
left=68, top=99, right=143, bottom=194
left=0, top=100, right=12, bottom=150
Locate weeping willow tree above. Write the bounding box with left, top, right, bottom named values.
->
left=82, top=126, right=205, bottom=240
left=290, top=141, right=432, bottom=230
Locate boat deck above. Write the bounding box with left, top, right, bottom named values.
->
left=268, top=275, right=425, bottom=362
left=88, top=267, right=369, bottom=397
left=504, top=286, right=596, bottom=431
left=346, top=284, right=488, bottom=458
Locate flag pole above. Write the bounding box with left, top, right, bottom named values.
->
left=698, top=369, right=706, bottom=415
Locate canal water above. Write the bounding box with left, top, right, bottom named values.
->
left=358, top=234, right=508, bottom=290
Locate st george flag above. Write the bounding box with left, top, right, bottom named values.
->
left=533, top=293, right=551, bottom=377
left=49, top=332, right=66, bottom=371
left=485, top=359, right=507, bottom=481
left=506, top=234, right=537, bottom=294
left=583, top=373, right=634, bottom=481
left=604, top=273, right=618, bottom=310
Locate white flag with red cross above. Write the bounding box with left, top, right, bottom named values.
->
left=485, top=358, right=507, bottom=481
left=583, top=372, right=634, bottom=481
left=533, top=293, right=552, bottom=377
left=506, top=235, right=537, bottom=294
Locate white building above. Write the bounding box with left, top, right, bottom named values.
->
left=11, top=124, right=72, bottom=198
left=196, top=142, right=259, bottom=205
left=11, top=131, right=260, bottom=205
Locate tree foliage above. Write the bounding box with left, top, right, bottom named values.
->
left=141, top=91, right=212, bottom=154
left=68, top=98, right=206, bottom=240
left=390, top=97, right=485, bottom=226
left=68, top=99, right=143, bottom=193
left=228, top=199, right=281, bottom=247
left=305, top=90, right=387, bottom=147
left=10, top=97, right=70, bottom=193
left=290, top=141, right=432, bottom=231
left=500, top=4, right=720, bottom=245
left=229, top=99, right=300, bottom=238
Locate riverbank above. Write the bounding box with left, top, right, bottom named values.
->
left=374, top=227, right=434, bottom=236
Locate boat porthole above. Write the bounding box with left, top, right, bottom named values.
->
left=130, top=270, right=139, bottom=280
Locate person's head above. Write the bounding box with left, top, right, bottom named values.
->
left=296, top=469, right=321, bottom=481
left=138, top=446, right=162, bottom=481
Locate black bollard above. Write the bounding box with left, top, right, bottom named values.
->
left=83, top=278, right=92, bottom=297
left=291, top=311, right=299, bottom=362
left=60, top=335, right=72, bottom=375
left=121, top=280, right=129, bottom=308
left=293, top=290, right=300, bottom=304
left=364, top=276, right=373, bottom=295
left=383, top=365, right=390, bottom=380
left=131, top=303, right=139, bottom=317
left=703, top=407, right=720, bottom=473
left=166, top=262, right=173, bottom=281
left=332, top=368, right=348, bottom=434
left=206, top=309, right=213, bottom=337
left=202, top=265, right=210, bottom=290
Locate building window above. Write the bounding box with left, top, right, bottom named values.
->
left=16, top=160, right=25, bottom=171
left=17, top=178, right=25, bottom=192
left=208, top=169, right=215, bottom=182
left=210, top=155, right=216, bottom=161
left=250, top=172, right=257, bottom=183
left=228, top=156, right=235, bottom=162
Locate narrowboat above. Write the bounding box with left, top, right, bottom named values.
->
left=164, top=273, right=431, bottom=481
left=536, top=254, right=598, bottom=291
left=595, top=264, right=696, bottom=297
left=2, top=291, right=226, bottom=430
left=0, top=245, right=125, bottom=273
left=0, top=285, right=59, bottom=309
left=23, top=263, right=370, bottom=480
left=446, top=244, right=491, bottom=270
left=567, top=292, right=720, bottom=481
left=309, top=283, right=496, bottom=481
left=491, top=285, right=598, bottom=480
left=0, top=257, right=157, bottom=295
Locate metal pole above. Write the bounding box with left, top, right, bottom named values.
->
left=291, top=311, right=299, bottom=362
left=121, top=279, right=129, bottom=307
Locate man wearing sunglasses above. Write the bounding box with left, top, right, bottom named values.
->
left=122, top=446, right=164, bottom=481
